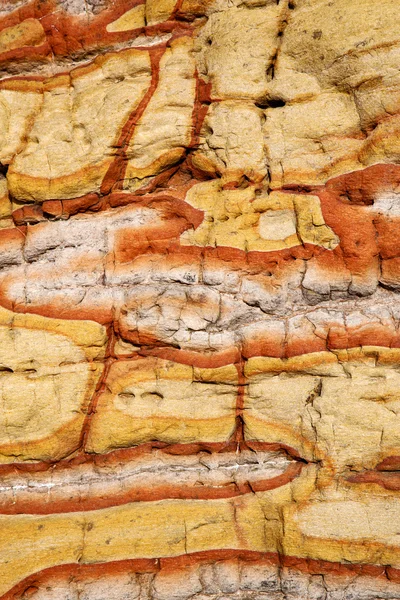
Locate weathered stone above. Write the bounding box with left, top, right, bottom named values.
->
left=0, top=0, right=399, bottom=598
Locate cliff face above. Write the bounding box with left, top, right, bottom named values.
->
left=1, top=0, right=400, bottom=598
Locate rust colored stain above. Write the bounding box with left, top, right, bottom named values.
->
left=0, top=441, right=305, bottom=514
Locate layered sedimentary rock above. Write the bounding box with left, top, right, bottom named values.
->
left=1, top=0, right=400, bottom=598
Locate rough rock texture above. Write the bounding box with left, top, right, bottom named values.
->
left=1, top=0, right=400, bottom=598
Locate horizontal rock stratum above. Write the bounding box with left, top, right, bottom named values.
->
left=1, top=0, right=400, bottom=598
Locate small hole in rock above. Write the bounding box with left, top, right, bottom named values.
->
left=141, top=391, right=164, bottom=402
left=118, top=392, right=136, bottom=400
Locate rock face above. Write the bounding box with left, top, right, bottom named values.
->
left=1, top=0, right=400, bottom=598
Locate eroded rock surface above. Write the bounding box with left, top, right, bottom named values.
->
left=1, top=0, right=400, bottom=598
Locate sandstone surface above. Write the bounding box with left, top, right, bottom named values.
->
left=0, top=0, right=400, bottom=598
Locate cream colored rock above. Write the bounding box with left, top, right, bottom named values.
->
left=309, top=364, right=400, bottom=471
left=243, top=373, right=321, bottom=461
left=86, top=358, right=238, bottom=453
left=8, top=49, right=152, bottom=201
left=267, top=0, right=400, bottom=182
left=284, top=491, right=400, bottom=566
left=296, top=496, right=400, bottom=546
left=195, top=3, right=286, bottom=100
left=125, top=37, right=196, bottom=187
left=244, top=352, right=400, bottom=475
left=273, top=0, right=400, bottom=93
left=258, top=210, right=296, bottom=241
left=264, top=92, right=362, bottom=188
left=145, top=0, right=176, bottom=25
left=193, top=101, right=266, bottom=182
left=0, top=83, right=42, bottom=165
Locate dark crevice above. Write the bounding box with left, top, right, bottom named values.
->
left=268, top=98, right=286, bottom=107
left=266, top=57, right=277, bottom=82
left=266, top=12, right=289, bottom=83
left=255, top=98, right=286, bottom=109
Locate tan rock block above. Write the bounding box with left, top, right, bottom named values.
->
left=309, top=364, right=400, bottom=471
left=145, top=0, right=176, bottom=25
left=0, top=218, right=13, bottom=230
left=244, top=350, right=400, bottom=472
left=266, top=68, right=321, bottom=105
left=125, top=37, right=196, bottom=186
left=258, top=210, right=297, bottom=242
left=360, top=114, right=400, bottom=166
left=243, top=373, right=321, bottom=461
left=0, top=18, right=46, bottom=53
left=193, top=101, right=267, bottom=183
left=264, top=0, right=400, bottom=184
left=181, top=181, right=295, bottom=251
left=195, top=3, right=285, bottom=100
left=86, top=357, right=238, bottom=453
left=370, top=347, right=400, bottom=366
left=193, top=364, right=238, bottom=383
left=152, top=568, right=202, bottom=600
left=106, top=4, right=145, bottom=32
left=284, top=491, right=400, bottom=567
left=233, top=493, right=280, bottom=554
left=274, top=0, right=400, bottom=94
left=350, top=49, right=400, bottom=131
left=0, top=306, right=106, bottom=462
left=8, top=49, right=152, bottom=201
left=0, top=86, right=42, bottom=165
left=264, top=93, right=362, bottom=188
